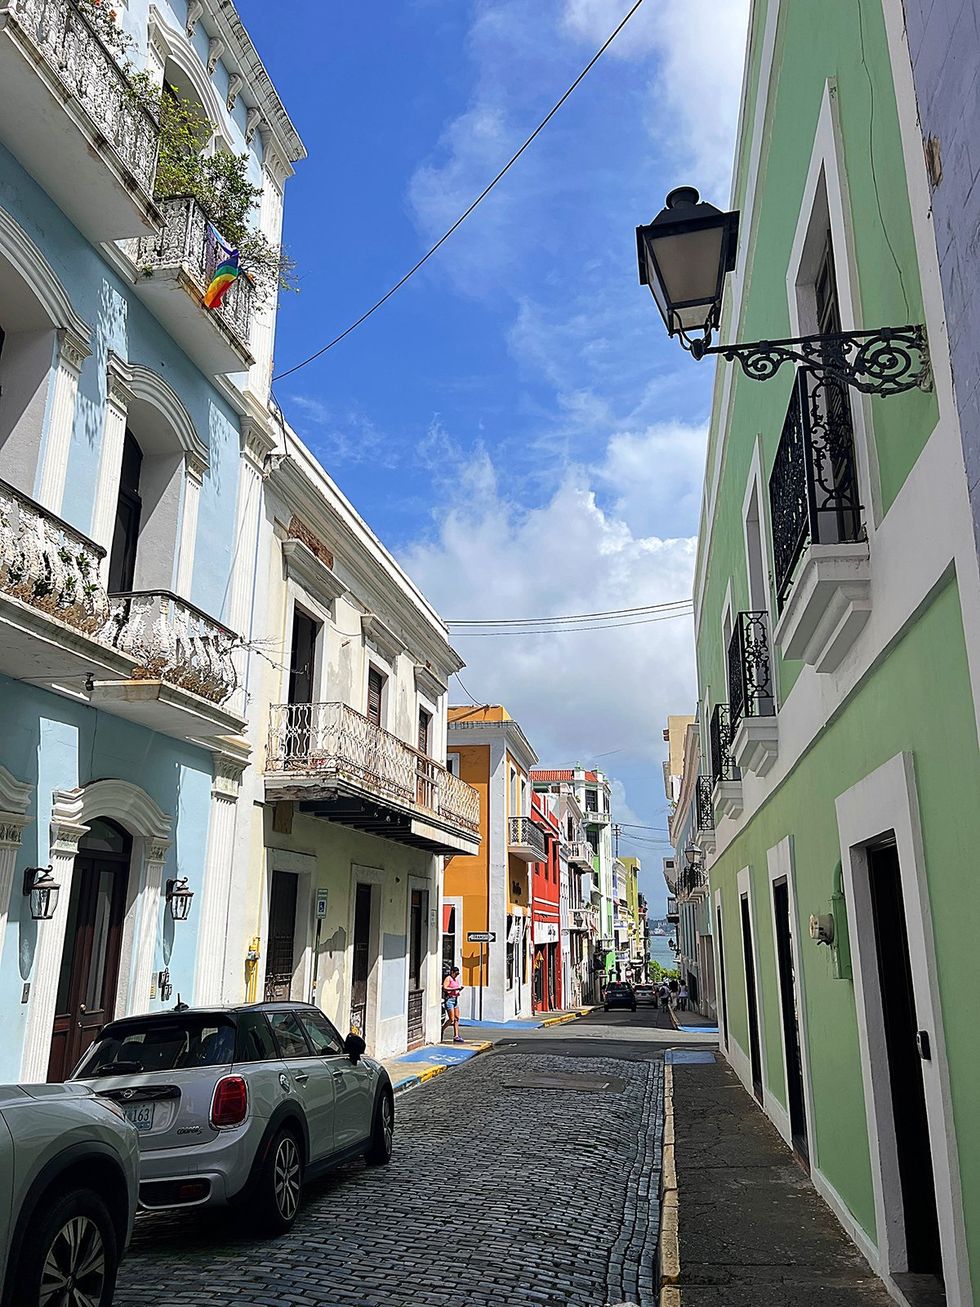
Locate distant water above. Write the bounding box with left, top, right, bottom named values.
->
left=648, top=935, right=678, bottom=972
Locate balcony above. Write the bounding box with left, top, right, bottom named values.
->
left=265, top=702, right=481, bottom=857
left=709, top=703, right=742, bottom=820
left=728, top=612, right=778, bottom=777
left=585, top=807, right=610, bottom=825
left=666, top=896, right=679, bottom=923
left=126, top=197, right=256, bottom=376
left=769, top=370, right=869, bottom=672
left=507, top=815, right=547, bottom=863
left=0, top=0, right=160, bottom=240
left=566, top=840, right=594, bottom=870
left=0, top=481, right=244, bottom=740
left=92, top=590, right=244, bottom=738
left=695, top=774, right=715, bottom=852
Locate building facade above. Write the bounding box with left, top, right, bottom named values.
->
left=0, top=0, right=302, bottom=1080
left=666, top=717, right=715, bottom=1017
left=694, top=3, right=980, bottom=1300
left=530, top=790, right=562, bottom=1012
left=443, top=706, right=539, bottom=1023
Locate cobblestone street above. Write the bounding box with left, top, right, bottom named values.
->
left=114, top=1011, right=674, bottom=1307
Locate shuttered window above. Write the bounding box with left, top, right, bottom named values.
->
left=417, top=709, right=431, bottom=756
left=367, top=667, right=385, bottom=726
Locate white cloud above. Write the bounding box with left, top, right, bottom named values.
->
left=562, top=0, right=750, bottom=202
left=290, top=396, right=398, bottom=470
left=594, top=419, right=706, bottom=539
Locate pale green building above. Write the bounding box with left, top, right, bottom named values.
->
left=687, top=3, right=980, bottom=1301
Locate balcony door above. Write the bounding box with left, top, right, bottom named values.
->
left=48, top=819, right=131, bottom=1081
left=107, top=429, right=142, bottom=594
left=287, top=609, right=319, bottom=764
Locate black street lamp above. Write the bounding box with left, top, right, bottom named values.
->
left=636, top=187, right=929, bottom=396
left=23, top=866, right=60, bottom=921
left=166, top=877, right=195, bottom=922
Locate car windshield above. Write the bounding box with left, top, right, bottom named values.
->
left=73, top=1017, right=237, bottom=1077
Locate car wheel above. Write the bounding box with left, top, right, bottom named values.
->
left=365, top=1089, right=394, bottom=1165
left=254, top=1127, right=304, bottom=1236
left=17, top=1187, right=118, bottom=1307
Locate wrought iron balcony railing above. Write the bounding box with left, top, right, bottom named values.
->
left=8, top=0, right=159, bottom=197
left=680, top=857, right=707, bottom=897
left=695, top=774, right=714, bottom=833
left=769, top=369, right=864, bottom=612
left=0, top=477, right=108, bottom=634
left=266, top=702, right=480, bottom=834
left=727, top=611, right=775, bottom=730
left=104, top=591, right=238, bottom=705
left=507, top=815, right=547, bottom=861
left=129, top=196, right=255, bottom=351
left=709, top=703, right=739, bottom=784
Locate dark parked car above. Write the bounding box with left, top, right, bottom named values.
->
left=604, top=982, right=637, bottom=1012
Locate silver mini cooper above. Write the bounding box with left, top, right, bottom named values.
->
left=71, top=1001, right=394, bottom=1235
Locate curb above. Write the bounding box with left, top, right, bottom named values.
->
left=658, top=1062, right=681, bottom=1301
left=540, top=1012, right=580, bottom=1027
left=391, top=1040, right=492, bottom=1098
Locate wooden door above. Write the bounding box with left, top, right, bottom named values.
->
left=264, top=871, right=298, bottom=1001
left=48, top=819, right=131, bottom=1082
left=407, top=888, right=427, bottom=1049
left=366, top=668, right=384, bottom=726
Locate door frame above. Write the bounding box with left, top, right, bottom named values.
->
left=766, top=836, right=815, bottom=1164
left=406, top=874, right=430, bottom=1046
left=735, top=865, right=767, bottom=1103
left=347, top=862, right=383, bottom=1049
left=835, top=752, right=967, bottom=1305
left=261, top=847, right=316, bottom=1003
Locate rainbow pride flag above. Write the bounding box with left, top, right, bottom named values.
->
left=203, top=229, right=240, bottom=309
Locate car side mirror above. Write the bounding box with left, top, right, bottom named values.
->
left=344, top=1033, right=366, bottom=1064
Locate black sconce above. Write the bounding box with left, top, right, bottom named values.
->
left=166, top=877, right=194, bottom=922
left=636, top=186, right=929, bottom=396
left=23, top=866, right=60, bottom=921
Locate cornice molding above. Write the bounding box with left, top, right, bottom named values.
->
left=281, top=538, right=347, bottom=606
left=362, top=614, right=406, bottom=663
left=414, top=663, right=448, bottom=704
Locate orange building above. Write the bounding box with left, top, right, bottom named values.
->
left=442, top=706, right=541, bottom=1022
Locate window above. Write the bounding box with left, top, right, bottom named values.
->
left=446, top=753, right=460, bottom=778
left=509, top=768, right=518, bottom=816
left=267, top=1010, right=311, bottom=1058
left=586, top=789, right=598, bottom=813
left=74, top=1016, right=236, bottom=1075
left=417, top=708, right=431, bottom=757
left=288, top=608, right=320, bottom=706
left=297, top=1009, right=345, bottom=1056
left=367, top=667, right=385, bottom=727
left=520, top=776, right=527, bottom=817
left=236, top=1012, right=279, bottom=1063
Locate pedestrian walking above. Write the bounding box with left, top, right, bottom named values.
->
left=442, top=966, right=464, bottom=1043
left=678, top=981, right=688, bottom=1012
left=669, top=977, right=679, bottom=1009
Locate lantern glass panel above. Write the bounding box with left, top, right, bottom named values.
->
left=645, top=224, right=728, bottom=333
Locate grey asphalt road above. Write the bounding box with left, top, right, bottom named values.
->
left=114, top=1007, right=681, bottom=1307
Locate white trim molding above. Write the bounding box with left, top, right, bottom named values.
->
left=835, top=752, right=969, bottom=1307
left=0, top=766, right=33, bottom=981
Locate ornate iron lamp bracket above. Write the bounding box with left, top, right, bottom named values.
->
left=698, top=325, right=930, bottom=397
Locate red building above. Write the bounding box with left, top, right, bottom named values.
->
left=530, top=791, right=562, bottom=1012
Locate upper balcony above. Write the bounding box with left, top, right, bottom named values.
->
left=125, top=196, right=256, bottom=376
left=728, top=611, right=778, bottom=777
left=694, top=773, right=716, bottom=852
left=0, top=0, right=161, bottom=241
left=265, top=701, right=481, bottom=858
left=566, top=840, right=594, bottom=870
left=584, top=807, right=610, bottom=825
left=507, top=815, right=546, bottom=863
left=769, top=370, right=870, bottom=672
left=0, top=479, right=244, bottom=740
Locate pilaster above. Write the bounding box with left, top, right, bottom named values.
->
left=174, top=452, right=206, bottom=597
left=91, top=355, right=135, bottom=579
left=0, top=768, right=33, bottom=981
left=36, top=328, right=90, bottom=515
left=128, top=837, right=173, bottom=1013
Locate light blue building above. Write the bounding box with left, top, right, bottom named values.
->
left=0, top=0, right=303, bottom=1080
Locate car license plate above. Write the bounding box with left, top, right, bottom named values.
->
left=124, top=1102, right=154, bottom=1133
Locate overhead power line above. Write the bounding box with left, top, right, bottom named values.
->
left=450, top=608, right=692, bottom=637
left=448, top=598, right=691, bottom=627
left=271, top=0, right=648, bottom=382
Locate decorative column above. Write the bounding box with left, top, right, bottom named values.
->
left=174, top=452, right=206, bottom=598
left=128, top=837, right=173, bottom=1013
left=0, top=767, right=33, bottom=978
left=91, top=355, right=134, bottom=580
left=225, top=417, right=276, bottom=716
left=20, top=811, right=89, bottom=1082
left=36, top=328, right=90, bottom=516
left=246, top=144, right=290, bottom=404
left=193, top=756, right=246, bottom=1004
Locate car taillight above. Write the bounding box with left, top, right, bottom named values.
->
left=210, top=1075, right=248, bottom=1127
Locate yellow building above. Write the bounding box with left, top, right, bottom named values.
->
left=443, top=706, right=541, bottom=1022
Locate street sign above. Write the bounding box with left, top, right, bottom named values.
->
left=315, top=888, right=328, bottom=920
left=467, top=931, right=495, bottom=943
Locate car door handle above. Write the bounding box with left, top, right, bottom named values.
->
left=293, top=1072, right=310, bottom=1084
left=332, top=1070, right=344, bottom=1081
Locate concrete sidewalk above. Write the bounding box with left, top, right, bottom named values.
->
left=458, top=1005, right=592, bottom=1031
left=660, top=1053, right=892, bottom=1306
left=666, top=1005, right=719, bottom=1036
left=381, top=1038, right=492, bottom=1096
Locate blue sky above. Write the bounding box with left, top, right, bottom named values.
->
left=237, top=0, right=749, bottom=905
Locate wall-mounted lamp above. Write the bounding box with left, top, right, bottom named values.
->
left=23, top=866, right=60, bottom=921
left=157, top=967, right=173, bottom=1001
left=166, top=877, right=194, bottom=922
left=636, top=187, right=929, bottom=396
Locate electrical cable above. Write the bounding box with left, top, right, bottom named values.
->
left=448, top=598, right=691, bottom=626
left=450, top=608, right=692, bottom=637
left=271, top=0, right=648, bottom=381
